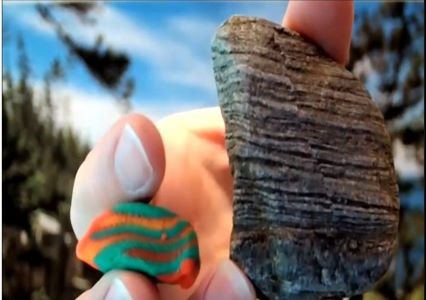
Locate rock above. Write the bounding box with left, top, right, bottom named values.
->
left=212, top=16, right=399, bottom=300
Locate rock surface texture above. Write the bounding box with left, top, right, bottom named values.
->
left=212, top=16, right=399, bottom=300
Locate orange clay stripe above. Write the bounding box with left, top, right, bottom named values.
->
left=126, top=239, right=198, bottom=263
left=157, top=259, right=199, bottom=288
left=86, top=212, right=179, bottom=236
left=90, top=226, right=193, bottom=255
left=76, top=227, right=193, bottom=264
left=178, top=260, right=200, bottom=289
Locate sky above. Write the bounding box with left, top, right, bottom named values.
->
left=3, top=1, right=291, bottom=144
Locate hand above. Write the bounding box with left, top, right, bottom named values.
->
left=71, top=1, right=354, bottom=299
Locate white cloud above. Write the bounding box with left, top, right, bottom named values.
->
left=103, top=8, right=218, bottom=93
left=167, top=16, right=217, bottom=43
left=32, top=81, right=122, bottom=145
left=32, top=81, right=209, bottom=146
left=393, top=139, right=424, bottom=181
left=8, top=3, right=289, bottom=95
left=10, top=4, right=217, bottom=93
left=14, top=9, right=56, bottom=36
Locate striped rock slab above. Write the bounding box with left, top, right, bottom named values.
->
left=212, top=16, right=400, bottom=299
left=76, top=202, right=200, bottom=289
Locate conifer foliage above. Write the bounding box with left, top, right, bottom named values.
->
left=348, top=3, right=424, bottom=299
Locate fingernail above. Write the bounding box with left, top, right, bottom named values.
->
left=114, top=123, right=154, bottom=196
left=105, top=278, right=132, bottom=300
left=205, top=260, right=256, bottom=300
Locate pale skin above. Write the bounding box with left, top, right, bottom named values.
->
left=72, top=1, right=354, bottom=299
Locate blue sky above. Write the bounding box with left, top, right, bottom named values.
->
left=3, top=1, right=291, bottom=142
left=3, top=2, right=287, bottom=103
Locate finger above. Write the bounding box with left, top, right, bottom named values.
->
left=71, top=113, right=165, bottom=239
left=282, top=0, right=354, bottom=65
left=157, top=107, right=225, bottom=143
left=189, top=260, right=256, bottom=300
left=156, top=106, right=231, bottom=210
left=76, top=271, right=160, bottom=300
left=157, top=106, right=228, bottom=182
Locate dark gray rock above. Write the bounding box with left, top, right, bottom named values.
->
left=212, top=16, right=399, bottom=300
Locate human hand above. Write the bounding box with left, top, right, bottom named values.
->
left=71, top=1, right=353, bottom=299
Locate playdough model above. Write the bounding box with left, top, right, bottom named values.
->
left=76, top=202, right=200, bottom=289
left=212, top=16, right=399, bottom=300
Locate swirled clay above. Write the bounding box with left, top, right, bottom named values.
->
left=76, top=202, right=200, bottom=289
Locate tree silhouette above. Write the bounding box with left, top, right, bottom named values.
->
left=35, top=2, right=134, bottom=111
left=348, top=3, right=424, bottom=299
left=349, top=2, right=424, bottom=163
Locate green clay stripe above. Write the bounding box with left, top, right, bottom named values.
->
left=113, top=202, right=175, bottom=219
left=94, top=231, right=197, bottom=253
left=91, top=221, right=189, bottom=240
left=94, top=244, right=199, bottom=276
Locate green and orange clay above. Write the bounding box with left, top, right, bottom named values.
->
left=76, top=202, right=200, bottom=289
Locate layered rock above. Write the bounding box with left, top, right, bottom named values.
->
left=212, top=16, right=399, bottom=300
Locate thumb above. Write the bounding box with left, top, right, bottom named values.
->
left=283, top=0, right=354, bottom=65
left=190, top=260, right=256, bottom=300
left=76, top=271, right=160, bottom=300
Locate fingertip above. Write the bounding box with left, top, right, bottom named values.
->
left=114, top=114, right=166, bottom=197
left=77, top=271, right=160, bottom=300
left=283, top=0, right=354, bottom=65
left=111, top=271, right=160, bottom=300
left=71, top=113, right=165, bottom=239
